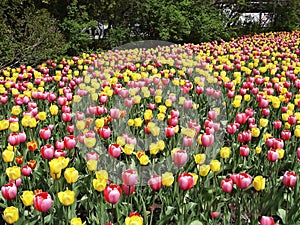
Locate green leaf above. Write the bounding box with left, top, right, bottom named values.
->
left=190, top=220, right=204, bottom=225
left=277, top=208, right=286, bottom=224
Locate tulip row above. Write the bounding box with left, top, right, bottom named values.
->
left=1, top=31, right=300, bottom=224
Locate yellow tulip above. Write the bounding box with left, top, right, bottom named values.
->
left=86, top=160, right=97, bottom=171
left=220, top=147, right=231, bottom=159
left=162, top=172, right=174, bottom=187
left=134, top=118, right=143, bottom=127
left=253, top=176, right=265, bottom=191
left=125, top=215, right=143, bottom=225
left=64, top=168, right=79, bottom=184
left=199, top=164, right=210, bottom=176
left=251, top=127, right=260, bottom=137
left=11, top=106, right=21, bottom=115
left=70, top=218, right=84, bottom=225
left=0, top=119, right=9, bottom=130
left=9, top=122, right=19, bottom=132
left=84, top=137, right=96, bottom=148
left=2, top=149, right=14, bottom=163
left=194, top=153, right=206, bottom=164
left=21, top=191, right=34, bottom=206
left=49, top=105, right=59, bottom=116
left=3, top=206, right=19, bottom=224
left=259, top=118, right=268, bottom=128
left=38, top=112, right=47, bottom=121
left=255, top=147, right=262, bottom=154
left=123, top=144, right=134, bottom=155
left=93, top=178, right=107, bottom=192
left=6, top=166, right=21, bottom=180
left=139, top=155, right=149, bottom=166
left=58, top=190, right=75, bottom=206
left=210, top=160, right=221, bottom=172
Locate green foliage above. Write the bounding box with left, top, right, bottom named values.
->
left=0, top=2, right=66, bottom=68
left=60, top=0, right=97, bottom=55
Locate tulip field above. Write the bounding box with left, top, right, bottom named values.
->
left=1, top=31, right=300, bottom=225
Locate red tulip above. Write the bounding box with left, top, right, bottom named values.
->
left=55, top=140, right=65, bottom=150
left=99, top=126, right=111, bottom=139
left=288, top=115, right=296, bottom=125
left=148, top=174, right=162, bottom=191
left=1, top=181, right=17, bottom=200
left=226, top=123, right=237, bottom=134
left=34, top=192, right=53, bottom=212
left=16, top=156, right=24, bottom=165
left=221, top=178, right=233, bottom=193
left=39, top=128, right=51, bottom=140
left=273, top=138, right=284, bottom=149
left=201, top=133, right=214, bottom=147
left=108, top=144, right=122, bottom=158
left=173, top=150, right=188, bottom=168
left=41, top=144, right=55, bottom=160
left=104, top=184, right=122, bottom=204
left=86, top=151, right=99, bottom=161
left=208, top=110, right=218, bottom=121
left=235, top=112, right=247, bottom=124
left=165, top=126, right=175, bottom=137
left=62, top=112, right=72, bottom=122
left=282, top=171, right=297, bottom=188
left=8, top=133, right=20, bottom=146
left=260, top=216, right=276, bottom=225
left=64, top=135, right=76, bottom=150
left=266, top=137, right=274, bottom=148
left=168, top=117, right=179, bottom=126
left=273, top=120, right=282, bottom=129
left=183, top=136, right=193, bottom=147
left=21, top=165, right=32, bottom=176
left=281, top=130, right=291, bottom=141
left=122, top=183, right=135, bottom=195
left=67, top=124, right=75, bottom=133
left=267, top=149, right=279, bottom=162
left=54, top=149, right=66, bottom=158
left=236, top=172, right=252, bottom=189
left=240, top=145, right=250, bottom=157
left=122, top=169, right=138, bottom=187
left=178, top=173, right=194, bottom=190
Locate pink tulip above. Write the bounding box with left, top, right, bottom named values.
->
left=34, top=192, right=53, bottom=212
left=236, top=172, right=252, bottom=189
left=267, top=149, right=279, bottom=162
left=240, top=145, right=250, bottom=157
left=86, top=152, right=99, bottom=161
left=8, top=133, right=20, bottom=146
left=221, top=178, right=233, bottom=193
left=122, top=169, right=138, bottom=186
left=41, top=144, right=55, bottom=160
left=1, top=181, right=17, bottom=200
left=104, top=184, right=122, bottom=204
left=183, top=136, right=193, bottom=147
left=108, top=144, right=122, bottom=158
left=21, top=165, right=32, bottom=176
left=260, top=216, right=275, bottom=225
left=282, top=171, right=297, bottom=188
left=173, top=150, right=188, bottom=168
left=178, top=173, right=194, bottom=190
left=148, top=174, right=162, bottom=191
left=64, top=135, right=77, bottom=150
left=40, top=127, right=51, bottom=140
left=99, top=126, right=111, bottom=139
left=201, top=133, right=214, bottom=147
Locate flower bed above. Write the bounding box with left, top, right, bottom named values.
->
left=1, top=31, right=300, bottom=225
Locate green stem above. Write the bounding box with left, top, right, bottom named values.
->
left=149, top=192, right=157, bottom=225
